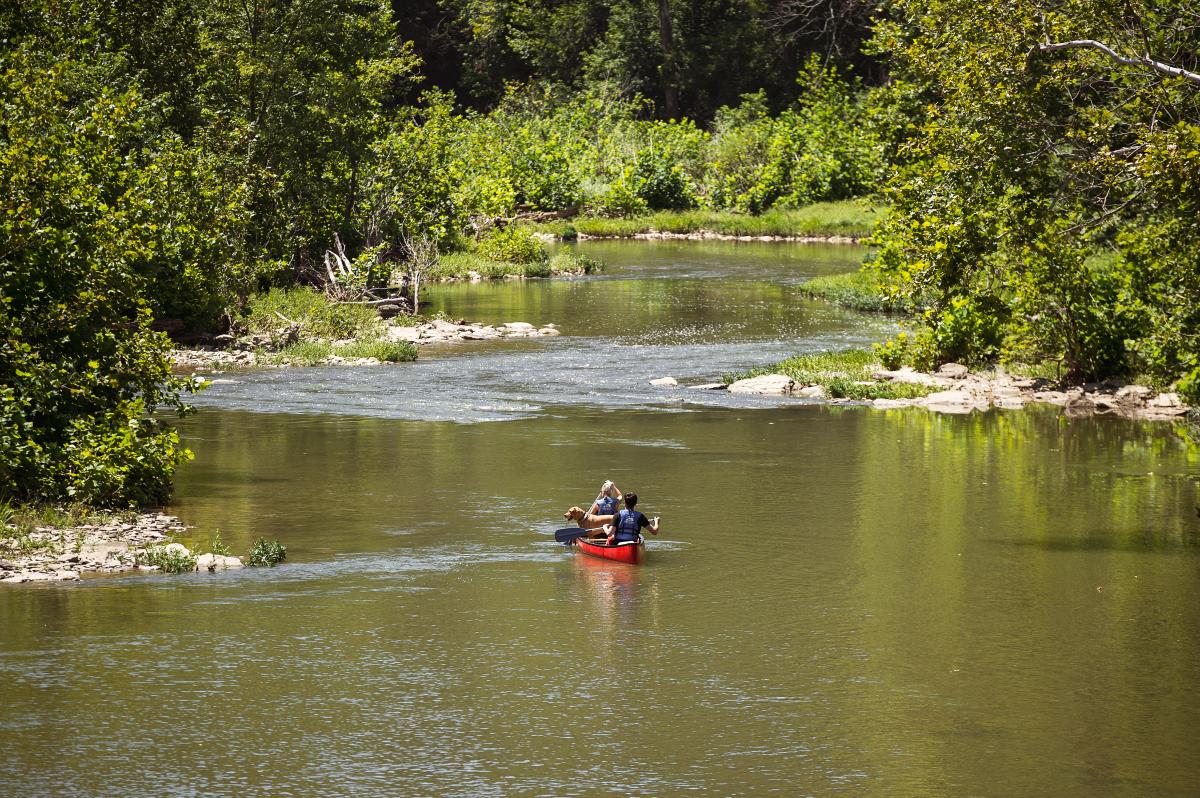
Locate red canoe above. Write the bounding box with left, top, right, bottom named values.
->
left=573, top=535, right=645, bottom=565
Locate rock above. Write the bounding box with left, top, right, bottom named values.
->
left=195, top=554, right=244, bottom=572
left=727, top=374, right=795, bottom=395
left=1116, top=384, right=1153, bottom=401
left=55, top=570, right=80, bottom=581
left=649, top=377, right=678, bottom=387
left=936, top=362, right=970, bottom=379
left=1066, top=396, right=1096, bottom=416
left=501, top=321, right=536, bottom=332
left=796, top=385, right=828, bottom=399
left=872, top=398, right=912, bottom=409
left=162, top=543, right=191, bottom=557
left=537, top=327, right=561, bottom=336
left=690, top=383, right=727, bottom=390
left=386, top=326, right=421, bottom=342
left=871, top=367, right=951, bottom=386
left=1032, top=390, right=1070, bottom=406
left=1149, top=392, right=1183, bottom=408
left=922, top=389, right=983, bottom=414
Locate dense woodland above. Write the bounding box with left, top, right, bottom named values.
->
left=1, top=0, right=1197, bottom=506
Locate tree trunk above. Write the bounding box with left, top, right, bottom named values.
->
left=656, top=0, right=680, bottom=119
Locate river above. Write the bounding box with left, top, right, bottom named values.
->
left=2, top=241, right=1199, bottom=796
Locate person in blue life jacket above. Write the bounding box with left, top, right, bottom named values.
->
left=602, top=492, right=661, bottom=545
left=589, top=480, right=622, bottom=518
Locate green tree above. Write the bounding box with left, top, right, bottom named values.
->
left=0, top=48, right=197, bottom=505
left=867, top=0, right=1200, bottom=386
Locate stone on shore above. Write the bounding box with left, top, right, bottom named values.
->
left=728, top=374, right=795, bottom=395
left=921, top=389, right=986, bottom=414
left=796, top=385, right=828, bottom=399
left=936, top=362, right=970, bottom=379
left=650, top=377, right=678, bottom=387
left=195, top=554, right=244, bottom=572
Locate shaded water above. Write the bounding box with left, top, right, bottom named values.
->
left=3, top=242, right=1199, bottom=796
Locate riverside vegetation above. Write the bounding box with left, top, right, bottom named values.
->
left=2, top=0, right=1197, bottom=515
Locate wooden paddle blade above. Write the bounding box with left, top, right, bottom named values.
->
left=554, top=527, right=590, bottom=543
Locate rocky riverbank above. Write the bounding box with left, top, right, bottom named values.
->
left=172, top=319, right=561, bottom=371
left=671, top=362, right=1192, bottom=421
left=1, top=513, right=188, bottom=583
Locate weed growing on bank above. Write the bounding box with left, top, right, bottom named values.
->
left=731, top=349, right=936, bottom=401
left=798, top=271, right=907, bottom=313
left=248, top=538, right=287, bottom=567
left=141, top=544, right=197, bottom=574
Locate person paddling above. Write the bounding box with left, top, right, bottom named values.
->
left=590, top=480, right=622, bottom=518
left=603, top=492, right=660, bottom=545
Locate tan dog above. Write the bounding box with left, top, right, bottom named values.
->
left=563, top=506, right=614, bottom=537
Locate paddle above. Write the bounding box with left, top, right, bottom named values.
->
left=554, top=527, right=592, bottom=544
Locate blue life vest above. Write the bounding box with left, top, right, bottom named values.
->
left=613, top=509, right=643, bottom=543
left=596, top=495, right=618, bottom=516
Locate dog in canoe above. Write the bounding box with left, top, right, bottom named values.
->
left=563, top=506, right=614, bottom=537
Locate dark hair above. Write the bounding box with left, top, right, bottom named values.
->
left=624, top=492, right=638, bottom=508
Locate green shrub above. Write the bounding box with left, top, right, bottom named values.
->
left=208, top=530, right=231, bottom=557
left=873, top=333, right=912, bottom=371
left=548, top=251, right=602, bottom=276
left=241, top=287, right=380, bottom=340
left=142, top=544, right=197, bottom=574
left=476, top=227, right=548, bottom=265
left=248, top=538, right=287, bottom=567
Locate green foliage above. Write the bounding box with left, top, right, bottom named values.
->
left=476, top=227, right=548, bottom=265
left=548, top=250, right=603, bottom=276
left=705, top=65, right=885, bottom=212
left=366, top=93, right=465, bottom=249
left=0, top=46, right=196, bottom=506
left=874, top=334, right=911, bottom=371
left=867, top=0, right=1200, bottom=387
left=208, top=530, right=231, bottom=557
left=241, top=288, right=380, bottom=340
left=141, top=544, right=197, bottom=574
left=248, top=537, right=287, bottom=567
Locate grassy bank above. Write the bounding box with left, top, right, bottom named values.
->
left=798, top=270, right=907, bottom=313
left=260, top=339, right=417, bottom=366
left=522, top=200, right=884, bottom=240
left=428, top=249, right=601, bottom=281
left=730, top=348, right=935, bottom=401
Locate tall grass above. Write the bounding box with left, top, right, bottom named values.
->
left=241, top=286, right=381, bottom=339
left=263, top=339, right=416, bottom=366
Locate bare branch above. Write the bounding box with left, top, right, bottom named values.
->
left=1034, top=40, right=1200, bottom=86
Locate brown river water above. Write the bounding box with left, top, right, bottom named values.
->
left=2, top=241, right=1199, bottom=796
